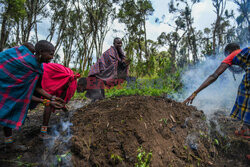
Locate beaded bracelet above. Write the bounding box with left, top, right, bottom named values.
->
left=42, top=99, right=50, bottom=106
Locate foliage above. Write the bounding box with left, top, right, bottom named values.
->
left=0, top=0, right=26, bottom=21
left=0, top=155, right=38, bottom=167
left=0, top=0, right=26, bottom=50
left=72, top=92, right=87, bottom=100
left=117, top=0, right=154, bottom=75
left=56, top=152, right=71, bottom=164
left=110, top=154, right=123, bottom=162
left=135, top=146, right=152, bottom=167
left=73, top=70, right=182, bottom=99
left=0, top=0, right=248, bottom=80
left=105, top=74, right=181, bottom=98
left=232, top=0, right=250, bottom=44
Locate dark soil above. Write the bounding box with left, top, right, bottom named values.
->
left=0, top=96, right=249, bottom=167
left=208, top=110, right=250, bottom=167
left=0, top=100, right=87, bottom=167
left=71, top=96, right=250, bottom=167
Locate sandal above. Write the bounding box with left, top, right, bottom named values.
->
left=235, top=129, right=250, bottom=139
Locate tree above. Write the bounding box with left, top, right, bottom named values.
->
left=168, top=0, right=200, bottom=63
left=200, top=28, right=213, bottom=56
left=211, top=0, right=227, bottom=54
left=73, top=0, right=95, bottom=72
left=158, top=30, right=186, bottom=72
left=47, top=0, right=71, bottom=56
left=117, top=0, right=154, bottom=61
left=84, top=0, right=116, bottom=61
left=232, top=0, right=250, bottom=44
left=0, top=0, right=26, bottom=51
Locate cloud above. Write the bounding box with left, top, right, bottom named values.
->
left=192, top=0, right=216, bottom=30
left=146, top=20, right=173, bottom=40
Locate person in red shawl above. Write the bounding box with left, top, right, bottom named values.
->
left=30, top=63, right=80, bottom=139
left=78, top=37, right=130, bottom=100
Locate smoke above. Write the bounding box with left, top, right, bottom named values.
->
left=67, top=99, right=90, bottom=110
left=42, top=99, right=90, bottom=166
left=177, top=53, right=243, bottom=116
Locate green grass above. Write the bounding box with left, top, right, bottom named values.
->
left=72, top=76, right=179, bottom=99
left=135, top=146, right=152, bottom=167
left=72, top=92, right=87, bottom=100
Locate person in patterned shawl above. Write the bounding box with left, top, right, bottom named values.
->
left=0, top=41, right=64, bottom=151
left=183, top=43, right=249, bottom=159
left=79, top=37, right=130, bottom=100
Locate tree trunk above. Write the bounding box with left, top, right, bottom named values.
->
left=0, top=12, right=9, bottom=51
left=170, top=45, right=176, bottom=72
left=143, top=17, right=149, bottom=59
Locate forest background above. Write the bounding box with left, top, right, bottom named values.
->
left=0, top=0, right=249, bottom=97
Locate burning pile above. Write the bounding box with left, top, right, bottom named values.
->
left=71, top=96, right=216, bottom=166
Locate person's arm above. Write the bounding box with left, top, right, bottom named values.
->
left=35, top=87, right=52, bottom=100
left=183, top=63, right=229, bottom=105
left=35, top=87, right=65, bottom=104
left=31, top=95, right=64, bottom=108
left=31, top=95, right=43, bottom=103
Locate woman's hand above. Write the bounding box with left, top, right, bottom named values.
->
left=50, top=100, right=64, bottom=109
left=50, top=96, right=66, bottom=108
left=51, top=96, right=65, bottom=104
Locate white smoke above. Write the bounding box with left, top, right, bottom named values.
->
left=67, top=99, right=90, bottom=110
left=178, top=53, right=243, bottom=116
left=42, top=99, right=91, bottom=166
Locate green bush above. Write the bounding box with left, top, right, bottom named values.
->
left=72, top=71, right=181, bottom=99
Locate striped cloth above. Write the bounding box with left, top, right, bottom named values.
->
left=88, top=46, right=129, bottom=81
left=0, top=45, right=42, bottom=129
left=230, top=47, right=250, bottom=125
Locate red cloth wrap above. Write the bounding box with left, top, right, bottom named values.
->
left=222, top=49, right=242, bottom=65
left=42, top=63, right=80, bottom=103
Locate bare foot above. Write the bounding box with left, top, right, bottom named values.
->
left=235, top=125, right=250, bottom=139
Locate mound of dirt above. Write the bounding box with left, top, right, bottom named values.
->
left=0, top=96, right=249, bottom=166
left=208, top=110, right=250, bottom=166
left=71, top=96, right=216, bottom=166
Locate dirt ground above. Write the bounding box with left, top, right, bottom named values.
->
left=71, top=96, right=250, bottom=167
left=0, top=95, right=249, bottom=167
left=0, top=100, right=88, bottom=167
